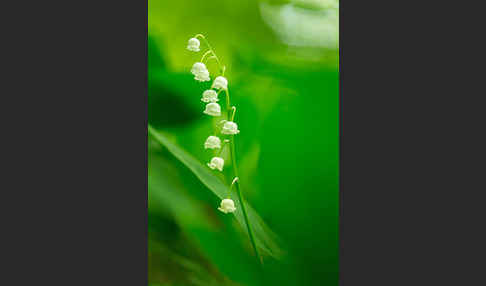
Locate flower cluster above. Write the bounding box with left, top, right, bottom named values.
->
left=187, top=35, right=241, bottom=214
left=191, top=62, right=210, bottom=82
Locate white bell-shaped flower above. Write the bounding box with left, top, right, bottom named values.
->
left=201, top=90, right=219, bottom=103
left=203, top=102, right=221, bottom=116
left=221, top=121, right=240, bottom=135
left=191, top=62, right=206, bottom=74
left=207, top=157, right=224, bottom=171
left=212, top=76, right=228, bottom=90
left=204, top=136, right=221, bottom=149
left=187, top=38, right=200, bottom=52
left=218, top=199, right=236, bottom=214
left=194, top=69, right=210, bottom=82
left=191, top=62, right=210, bottom=82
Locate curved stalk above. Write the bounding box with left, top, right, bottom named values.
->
left=195, top=34, right=223, bottom=74
left=227, top=177, right=238, bottom=199
left=200, top=50, right=212, bottom=63
left=204, top=56, right=216, bottom=64
left=217, top=139, right=230, bottom=157
left=198, top=34, right=262, bottom=264
left=225, top=89, right=262, bottom=264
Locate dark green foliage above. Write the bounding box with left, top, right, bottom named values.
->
left=148, top=1, right=339, bottom=285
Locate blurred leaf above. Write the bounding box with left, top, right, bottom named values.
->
left=148, top=34, right=166, bottom=71
left=148, top=124, right=285, bottom=261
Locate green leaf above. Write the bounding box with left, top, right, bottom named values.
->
left=148, top=124, right=285, bottom=261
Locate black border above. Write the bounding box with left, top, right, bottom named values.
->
left=4, top=0, right=483, bottom=284
left=340, top=1, right=483, bottom=285
left=2, top=1, right=148, bottom=284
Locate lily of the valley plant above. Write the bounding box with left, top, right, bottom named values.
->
left=187, top=35, right=262, bottom=263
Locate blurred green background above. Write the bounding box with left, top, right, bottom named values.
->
left=148, top=0, right=339, bottom=285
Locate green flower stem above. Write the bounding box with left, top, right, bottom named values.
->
left=230, top=106, right=236, bottom=122
left=195, top=34, right=223, bottom=74
left=217, top=140, right=230, bottom=157
left=200, top=50, right=212, bottom=63
left=227, top=177, right=238, bottom=199
left=225, top=89, right=262, bottom=264
left=197, top=34, right=261, bottom=264
left=213, top=118, right=226, bottom=136
left=204, top=56, right=216, bottom=64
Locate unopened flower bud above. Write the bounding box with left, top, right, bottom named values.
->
left=207, top=157, right=224, bottom=171
left=203, top=102, right=221, bottom=116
